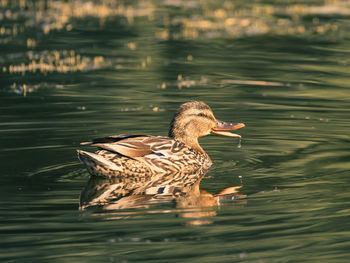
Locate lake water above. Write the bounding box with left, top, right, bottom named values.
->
left=1, top=0, right=350, bottom=262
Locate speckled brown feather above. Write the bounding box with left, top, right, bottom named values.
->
left=77, top=136, right=212, bottom=209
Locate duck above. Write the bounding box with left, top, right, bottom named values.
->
left=77, top=101, right=245, bottom=209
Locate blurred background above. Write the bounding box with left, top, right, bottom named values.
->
left=1, top=0, right=350, bottom=262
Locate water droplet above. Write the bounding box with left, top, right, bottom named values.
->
left=237, top=137, right=242, bottom=148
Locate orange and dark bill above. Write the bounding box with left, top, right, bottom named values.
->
left=211, top=120, right=245, bottom=138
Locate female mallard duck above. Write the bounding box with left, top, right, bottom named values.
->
left=77, top=101, right=244, bottom=209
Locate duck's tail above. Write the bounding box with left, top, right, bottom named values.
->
left=77, top=150, right=122, bottom=177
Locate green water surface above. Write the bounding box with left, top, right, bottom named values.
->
left=1, top=0, right=350, bottom=262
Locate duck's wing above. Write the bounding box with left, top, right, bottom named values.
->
left=81, top=135, right=173, bottom=158
left=80, top=134, right=145, bottom=145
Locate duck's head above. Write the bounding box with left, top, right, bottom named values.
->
left=168, top=101, right=245, bottom=153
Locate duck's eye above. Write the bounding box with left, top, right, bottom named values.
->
left=196, top=113, right=216, bottom=122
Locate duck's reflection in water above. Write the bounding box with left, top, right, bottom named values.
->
left=176, top=185, right=246, bottom=226
left=83, top=181, right=246, bottom=225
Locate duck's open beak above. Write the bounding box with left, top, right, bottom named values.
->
left=211, top=120, right=245, bottom=138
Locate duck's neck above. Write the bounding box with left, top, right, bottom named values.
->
left=168, top=119, right=207, bottom=155
left=177, top=137, right=206, bottom=155
left=174, top=135, right=206, bottom=155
